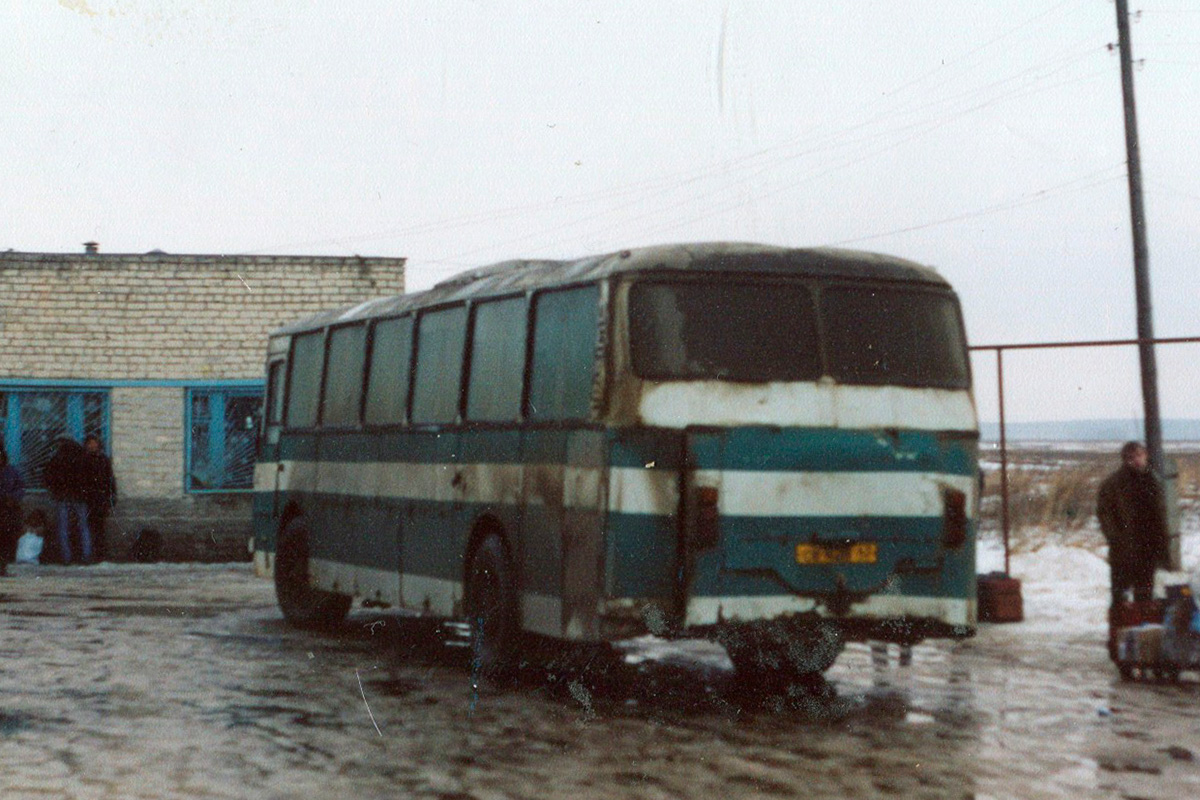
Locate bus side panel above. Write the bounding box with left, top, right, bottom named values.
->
left=515, top=427, right=608, bottom=639
left=394, top=430, right=464, bottom=615
left=253, top=420, right=283, bottom=568
left=457, top=428, right=526, bottom=616
left=308, top=431, right=402, bottom=605
left=560, top=430, right=608, bottom=640
left=520, top=428, right=567, bottom=637
left=600, top=428, right=684, bottom=635
left=252, top=468, right=280, bottom=571
left=259, top=431, right=319, bottom=573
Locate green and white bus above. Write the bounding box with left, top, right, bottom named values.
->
left=253, top=243, right=978, bottom=680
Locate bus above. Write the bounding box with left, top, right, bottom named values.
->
left=253, top=243, right=979, bottom=682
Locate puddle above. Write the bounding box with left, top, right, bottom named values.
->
left=87, top=604, right=225, bottom=619
left=221, top=703, right=343, bottom=731
left=0, top=711, right=28, bottom=736
left=1097, top=758, right=1163, bottom=775
left=188, top=631, right=290, bottom=647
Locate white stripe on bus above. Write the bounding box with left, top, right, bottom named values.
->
left=310, top=559, right=402, bottom=606
left=281, top=554, right=567, bottom=637
left=683, top=594, right=974, bottom=628
left=639, top=383, right=977, bottom=430
left=258, top=461, right=975, bottom=518
left=689, top=470, right=978, bottom=519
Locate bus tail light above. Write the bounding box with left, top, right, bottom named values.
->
left=942, top=487, right=968, bottom=549
left=693, top=486, right=720, bottom=549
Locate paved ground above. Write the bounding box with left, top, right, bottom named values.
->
left=1, top=563, right=1198, bottom=799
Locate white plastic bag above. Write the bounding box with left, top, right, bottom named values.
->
left=15, top=532, right=43, bottom=565
left=1153, top=569, right=1191, bottom=599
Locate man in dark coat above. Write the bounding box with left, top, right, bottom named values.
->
left=82, top=435, right=117, bottom=563
left=43, top=437, right=93, bottom=565
left=1096, top=441, right=1170, bottom=606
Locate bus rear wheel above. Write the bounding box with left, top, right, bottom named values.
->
left=274, top=518, right=352, bottom=630
left=466, top=533, right=518, bottom=681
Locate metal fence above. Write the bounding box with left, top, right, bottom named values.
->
left=970, top=335, right=1200, bottom=574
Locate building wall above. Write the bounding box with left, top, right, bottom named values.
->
left=0, top=253, right=403, bottom=379
left=111, top=386, right=182, bottom=498
left=0, top=251, right=406, bottom=562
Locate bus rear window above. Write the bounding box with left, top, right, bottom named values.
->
left=629, top=282, right=821, bottom=382
left=822, top=288, right=968, bottom=389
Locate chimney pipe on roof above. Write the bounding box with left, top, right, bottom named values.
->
left=84, top=241, right=99, bottom=255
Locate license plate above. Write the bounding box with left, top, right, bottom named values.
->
left=795, top=542, right=878, bottom=565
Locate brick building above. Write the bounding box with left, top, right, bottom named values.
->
left=0, top=246, right=406, bottom=561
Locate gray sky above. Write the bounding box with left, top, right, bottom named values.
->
left=5, top=1, right=1199, bottom=423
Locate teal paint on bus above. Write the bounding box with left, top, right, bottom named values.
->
left=520, top=504, right=566, bottom=597
left=604, top=512, right=679, bottom=600
left=266, top=425, right=978, bottom=476
left=685, top=540, right=977, bottom=602
left=610, top=426, right=976, bottom=474
left=457, top=428, right=524, bottom=465
left=278, top=434, right=319, bottom=462
left=609, top=428, right=686, bottom=471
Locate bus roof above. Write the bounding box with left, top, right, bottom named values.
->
left=272, top=242, right=950, bottom=336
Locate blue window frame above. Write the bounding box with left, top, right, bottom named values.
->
left=0, top=387, right=111, bottom=491
left=186, top=386, right=264, bottom=493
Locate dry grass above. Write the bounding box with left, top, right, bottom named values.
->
left=979, top=446, right=1200, bottom=554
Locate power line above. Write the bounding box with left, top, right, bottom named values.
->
left=605, top=68, right=1115, bottom=248
left=823, top=168, right=1127, bottom=247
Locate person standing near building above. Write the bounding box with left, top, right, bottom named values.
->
left=82, top=435, right=117, bottom=563
left=43, top=437, right=92, bottom=565
left=1097, top=441, right=1170, bottom=606
left=0, top=447, right=25, bottom=576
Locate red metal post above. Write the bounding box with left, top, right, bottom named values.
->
left=997, top=348, right=1010, bottom=575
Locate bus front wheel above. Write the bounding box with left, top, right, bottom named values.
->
left=466, top=533, right=518, bottom=680
left=274, top=518, right=352, bottom=630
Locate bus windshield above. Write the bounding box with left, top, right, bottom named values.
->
left=821, top=287, right=969, bottom=389
left=629, top=282, right=821, bottom=382
left=629, top=280, right=969, bottom=389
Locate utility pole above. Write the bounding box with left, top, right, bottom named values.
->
left=1114, top=0, right=1178, bottom=568
left=1114, top=0, right=1163, bottom=474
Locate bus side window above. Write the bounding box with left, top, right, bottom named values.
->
left=266, top=361, right=286, bottom=426
left=363, top=317, right=413, bottom=426
left=466, top=297, right=528, bottom=422
left=322, top=324, right=368, bottom=427
left=261, top=359, right=286, bottom=449
left=528, top=285, right=600, bottom=421
left=285, top=330, right=325, bottom=429
left=411, top=305, right=468, bottom=425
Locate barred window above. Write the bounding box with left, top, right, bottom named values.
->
left=187, top=387, right=263, bottom=492
left=0, top=388, right=110, bottom=491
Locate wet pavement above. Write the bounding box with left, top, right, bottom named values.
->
left=1, top=563, right=1198, bottom=799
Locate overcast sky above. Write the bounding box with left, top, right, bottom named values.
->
left=4, top=1, right=1199, bottom=424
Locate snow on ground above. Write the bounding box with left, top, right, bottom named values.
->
left=979, top=538, right=1111, bottom=634
left=978, top=520, right=1200, bottom=636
